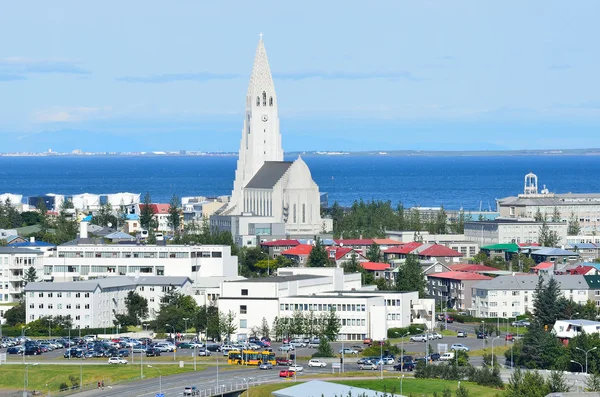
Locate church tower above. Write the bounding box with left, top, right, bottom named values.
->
left=228, top=35, right=283, bottom=214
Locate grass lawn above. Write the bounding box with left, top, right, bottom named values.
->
left=0, top=364, right=202, bottom=392
left=241, top=378, right=504, bottom=397
left=468, top=344, right=511, bottom=358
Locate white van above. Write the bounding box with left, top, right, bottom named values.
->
left=439, top=352, right=455, bottom=361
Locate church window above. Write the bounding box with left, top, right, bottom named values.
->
left=293, top=204, right=297, bottom=223
left=256, top=96, right=260, bottom=106
left=269, top=97, right=273, bottom=106
left=302, top=204, right=306, bottom=223
left=262, top=91, right=267, bottom=106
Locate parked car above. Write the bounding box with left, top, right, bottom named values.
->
left=409, top=334, right=428, bottom=342
left=206, top=344, right=221, bottom=352
left=118, top=349, right=130, bottom=357
left=511, top=320, right=531, bottom=327
left=308, top=339, right=320, bottom=348
left=431, top=332, right=443, bottom=340
left=197, top=348, right=211, bottom=356
left=428, top=353, right=441, bottom=361
left=359, top=362, right=378, bottom=370
left=339, top=348, right=358, bottom=355
left=145, top=348, right=161, bottom=357
left=259, top=362, right=273, bottom=370
left=457, top=331, right=467, bottom=338
left=350, top=345, right=363, bottom=352
left=108, top=357, right=127, bottom=364
left=505, top=334, right=514, bottom=342
left=7, top=346, right=23, bottom=355
left=278, top=344, right=295, bottom=352
left=439, top=352, right=455, bottom=361
left=308, top=359, right=327, bottom=368
left=357, top=357, right=371, bottom=364
left=279, top=370, right=295, bottom=378
left=450, top=344, right=470, bottom=352
left=376, top=357, right=395, bottom=365
left=477, top=332, right=488, bottom=339
left=183, top=386, right=198, bottom=396
left=290, top=340, right=307, bottom=348
left=288, top=364, right=304, bottom=372
left=276, top=357, right=292, bottom=366
left=393, top=361, right=415, bottom=371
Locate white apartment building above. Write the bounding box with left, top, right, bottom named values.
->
left=471, top=275, right=589, bottom=318
left=43, top=242, right=237, bottom=282
left=24, top=276, right=192, bottom=329
left=217, top=267, right=434, bottom=342
left=0, top=247, right=44, bottom=303
left=552, top=319, right=600, bottom=341
left=465, top=219, right=568, bottom=246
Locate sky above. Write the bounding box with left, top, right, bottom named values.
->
left=1, top=1, right=599, bottom=153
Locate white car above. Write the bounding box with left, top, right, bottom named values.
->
left=431, top=332, right=443, bottom=340
left=108, top=357, right=127, bottom=364
left=288, top=364, right=304, bottom=372
left=308, top=359, right=327, bottom=368
left=279, top=344, right=295, bottom=352
left=409, top=334, right=428, bottom=342
left=290, top=340, right=307, bottom=348
left=339, top=348, right=358, bottom=355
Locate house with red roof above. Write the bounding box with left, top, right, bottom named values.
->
left=383, top=243, right=463, bottom=266
left=281, top=244, right=314, bottom=266
left=326, top=246, right=368, bottom=267
left=333, top=239, right=374, bottom=255
left=566, top=265, right=598, bottom=276
left=426, top=271, right=492, bottom=311
left=138, top=203, right=175, bottom=232
left=360, top=262, right=391, bottom=280
left=260, top=239, right=300, bottom=258
left=448, top=264, right=500, bottom=273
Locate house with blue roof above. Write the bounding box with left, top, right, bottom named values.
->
left=566, top=243, right=600, bottom=262
left=530, top=247, right=580, bottom=264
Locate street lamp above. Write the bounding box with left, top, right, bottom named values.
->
left=47, top=319, right=53, bottom=339
left=481, top=321, right=485, bottom=349
left=143, top=323, right=149, bottom=331
left=23, top=362, right=38, bottom=397
left=575, top=346, right=597, bottom=374
left=147, top=365, right=161, bottom=394
left=570, top=312, right=580, bottom=320
left=165, top=324, right=176, bottom=362
left=491, top=336, right=500, bottom=367
left=21, top=327, right=30, bottom=365
left=400, top=332, right=411, bottom=371
left=570, top=360, right=584, bottom=373
left=183, top=318, right=190, bottom=334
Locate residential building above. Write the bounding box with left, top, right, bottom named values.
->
left=383, top=243, right=463, bottom=266
left=138, top=204, right=171, bottom=232
left=210, top=213, right=286, bottom=247
left=584, top=275, right=600, bottom=308
left=471, top=275, right=590, bottom=318
left=281, top=244, right=314, bottom=266
left=182, top=199, right=226, bottom=224
left=333, top=239, right=375, bottom=255
left=260, top=239, right=301, bottom=258
left=552, top=319, right=600, bottom=344
left=465, top=218, right=568, bottom=246
left=325, top=246, right=368, bottom=267
left=359, top=262, right=390, bottom=280
left=43, top=241, right=237, bottom=282
left=24, top=276, right=192, bottom=328
left=529, top=247, right=579, bottom=264
left=386, top=231, right=480, bottom=257
left=566, top=243, right=600, bottom=262
left=427, top=271, right=492, bottom=311
left=0, top=247, right=45, bottom=304
left=497, top=173, right=600, bottom=234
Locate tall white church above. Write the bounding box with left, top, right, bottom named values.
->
left=224, top=36, right=325, bottom=235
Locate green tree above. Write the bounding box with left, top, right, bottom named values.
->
left=260, top=317, right=270, bottom=338
left=36, top=198, right=49, bottom=234
left=510, top=253, right=536, bottom=273
left=330, top=201, right=345, bottom=235
left=313, top=338, right=334, bottom=357
left=168, top=194, right=181, bottom=238
left=220, top=310, right=237, bottom=342
left=92, top=202, right=117, bottom=227
left=20, top=211, right=41, bottom=226
left=534, top=208, right=544, bottom=222
left=139, top=192, right=155, bottom=230
left=532, top=276, right=561, bottom=329
left=307, top=237, right=330, bottom=267
left=323, top=308, right=341, bottom=341
left=455, top=384, right=470, bottom=397
left=435, top=206, right=447, bottom=234
left=155, top=290, right=199, bottom=332
left=450, top=350, right=469, bottom=366
left=551, top=207, right=561, bottom=223
left=546, top=370, right=569, bottom=393
left=505, top=369, right=550, bottom=397
left=568, top=212, right=581, bottom=235
left=206, top=302, right=221, bottom=341
left=22, top=266, right=37, bottom=285
left=395, top=255, right=426, bottom=298
left=538, top=220, right=560, bottom=247
left=586, top=373, right=600, bottom=391
left=125, top=291, right=148, bottom=325
left=4, top=301, right=25, bottom=326
left=366, top=242, right=382, bottom=262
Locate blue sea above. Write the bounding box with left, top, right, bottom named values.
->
left=0, top=155, right=599, bottom=209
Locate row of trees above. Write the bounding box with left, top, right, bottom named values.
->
left=327, top=200, right=471, bottom=239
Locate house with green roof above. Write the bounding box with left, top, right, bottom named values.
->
left=584, top=275, right=600, bottom=308
left=480, top=243, right=520, bottom=261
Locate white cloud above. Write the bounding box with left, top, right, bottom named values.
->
left=31, top=107, right=111, bottom=123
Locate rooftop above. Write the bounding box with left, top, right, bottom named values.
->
left=333, top=239, right=374, bottom=246
left=281, top=244, right=313, bottom=256
left=419, top=244, right=463, bottom=257
left=449, top=264, right=499, bottom=272
left=226, top=275, right=327, bottom=283
left=531, top=247, right=578, bottom=256
left=245, top=161, right=293, bottom=189
left=0, top=247, right=44, bottom=255
left=360, top=262, right=390, bottom=271
left=473, top=274, right=589, bottom=291
left=481, top=243, right=520, bottom=253
left=428, top=271, right=492, bottom=281
left=260, top=239, right=300, bottom=247
left=24, top=275, right=192, bottom=292
left=272, top=380, right=383, bottom=397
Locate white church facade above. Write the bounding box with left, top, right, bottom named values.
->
left=217, top=36, right=329, bottom=238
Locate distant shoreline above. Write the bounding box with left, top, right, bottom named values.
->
left=2, top=148, right=600, bottom=157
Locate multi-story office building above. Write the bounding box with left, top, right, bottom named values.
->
left=24, top=276, right=192, bottom=329
left=217, top=267, right=434, bottom=342
left=465, top=219, right=568, bottom=246
left=471, top=275, right=589, bottom=318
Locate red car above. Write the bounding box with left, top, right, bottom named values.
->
left=505, top=334, right=514, bottom=342
left=282, top=338, right=290, bottom=344
left=276, top=357, right=292, bottom=366
left=279, top=370, right=295, bottom=378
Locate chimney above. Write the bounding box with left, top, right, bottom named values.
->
left=80, top=221, right=88, bottom=239
left=30, top=236, right=35, bottom=243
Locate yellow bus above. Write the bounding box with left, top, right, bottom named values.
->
left=227, top=350, right=276, bottom=366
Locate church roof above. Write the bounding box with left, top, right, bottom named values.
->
left=247, top=36, right=276, bottom=100
left=245, top=161, right=293, bottom=189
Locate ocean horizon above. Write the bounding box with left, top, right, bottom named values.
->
left=1, top=155, right=599, bottom=209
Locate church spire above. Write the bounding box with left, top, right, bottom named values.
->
left=247, top=34, right=276, bottom=105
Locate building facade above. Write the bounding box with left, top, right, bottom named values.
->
left=0, top=247, right=44, bottom=304
left=465, top=219, right=568, bottom=246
